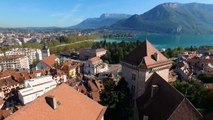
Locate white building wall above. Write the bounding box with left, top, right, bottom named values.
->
left=36, top=50, right=42, bottom=60
left=4, top=48, right=42, bottom=65
left=42, top=49, right=50, bottom=59
left=19, top=56, right=30, bottom=70
left=84, top=62, right=108, bottom=75
left=18, top=76, right=57, bottom=104
left=97, top=63, right=108, bottom=73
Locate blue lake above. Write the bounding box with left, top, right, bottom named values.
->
left=97, top=34, right=213, bottom=49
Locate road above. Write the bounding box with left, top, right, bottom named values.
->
left=51, top=39, right=98, bottom=48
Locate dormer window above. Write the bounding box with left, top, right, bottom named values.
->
left=152, top=52, right=159, bottom=61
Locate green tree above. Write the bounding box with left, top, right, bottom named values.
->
left=198, top=73, right=213, bottom=83
left=173, top=80, right=213, bottom=114
left=100, top=79, right=133, bottom=120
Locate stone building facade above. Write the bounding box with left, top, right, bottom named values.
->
left=121, top=40, right=172, bottom=99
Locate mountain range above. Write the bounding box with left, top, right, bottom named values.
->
left=71, top=13, right=131, bottom=29
left=111, top=3, right=213, bottom=34
left=3, top=3, right=213, bottom=34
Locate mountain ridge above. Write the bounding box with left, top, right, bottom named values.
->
left=71, top=13, right=131, bottom=29
left=111, top=3, right=213, bottom=34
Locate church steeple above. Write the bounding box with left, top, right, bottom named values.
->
left=41, top=44, right=50, bottom=58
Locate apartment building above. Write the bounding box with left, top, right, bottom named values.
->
left=84, top=57, right=108, bottom=75
left=0, top=55, right=29, bottom=71
left=4, top=48, right=42, bottom=65
left=79, top=48, right=107, bottom=60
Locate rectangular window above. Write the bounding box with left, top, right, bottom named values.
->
left=131, top=85, right=135, bottom=96
left=131, top=85, right=135, bottom=91
left=132, top=73, right=136, bottom=81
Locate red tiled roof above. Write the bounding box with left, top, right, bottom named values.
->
left=33, top=68, right=50, bottom=75
left=0, top=70, right=15, bottom=79
left=12, top=72, right=36, bottom=83
left=0, top=98, right=4, bottom=105
left=0, top=109, right=13, bottom=119
left=88, top=81, right=99, bottom=92
left=41, top=54, right=57, bottom=67
left=0, top=77, right=19, bottom=88
left=6, top=84, right=107, bottom=120
left=89, top=91, right=100, bottom=102
left=89, top=57, right=101, bottom=64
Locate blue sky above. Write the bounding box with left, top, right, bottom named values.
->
left=0, top=0, right=213, bottom=27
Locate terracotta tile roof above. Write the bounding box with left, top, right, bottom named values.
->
left=0, top=98, right=4, bottom=105
left=0, top=70, right=14, bottom=79
left=11, top=72, right=36, bottom=83
left=122, top=40, right=172, bottom=68
left=11, top=73, right=22, bottom=82
left=89, top=91, right=100, bottom=102
left=60, top=60, right=82, bottom=75
left=88, top=81, right=99, bottom=92
left=94, top=80, right=104, bottom=91
left=41, top=54, right=57, bottom=67
left=6, top=84, right=107, bottom=120
left=89, top=57, right=101, bottom=65
left=0, top=109, right=13, bottom=119
left=32, top=68, right=50, bottom=75
left=137, top=73, right=203, bottom=120
left=0, top=77, right=19, bottom=88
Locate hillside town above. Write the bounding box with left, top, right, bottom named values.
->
left=0, top=38, right=212, bottom=120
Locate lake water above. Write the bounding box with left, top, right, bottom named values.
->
left=97, top=34, right=213, bottom=49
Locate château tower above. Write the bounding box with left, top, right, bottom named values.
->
left=121, top=40, right=172, bottom=99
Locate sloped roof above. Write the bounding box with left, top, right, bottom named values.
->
left=6, top=84, right=107, bottom=120
left=88, top=81, right=99, bottom=92
left=136, top=73, right=203, bottom=120
left=41, top=54, right=57, bottom=67
left=0, top=77, right=19, bottom=88
left=89, top=57, right=101, bottom=65
left=168, top=98, right=203, bottom=120
left=0, top=98, right=4, bottom=105
left=12, top=72, right=36, bottom=83
left=122, top=40, right=172, bottom=68
left=0, top=70, right=14, bottom=79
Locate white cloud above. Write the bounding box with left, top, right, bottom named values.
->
left=58, top=3, right=82, bottom=22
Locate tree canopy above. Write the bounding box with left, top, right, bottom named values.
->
left=173, top=80, right=213, bottom=114
left=100, top=79, right=133, bottom=120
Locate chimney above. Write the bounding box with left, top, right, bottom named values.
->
left=151, top=85, right=159, bottom=98
left=45, top=96, right=57, bottom=110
